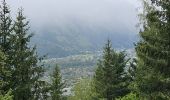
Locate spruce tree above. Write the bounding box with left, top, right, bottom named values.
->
left=0, top=1, right=48, bottom=100
left=50, top=64, right=65, bottom=100
left=10, top=9, right=46, bottom=100
left=0, top=0, right=12, bottom=52
left=135, top=0, right=170, bottom=99
left=94, top=40, right=130, bottom=100
left=0, top=0, right=13, bottom=93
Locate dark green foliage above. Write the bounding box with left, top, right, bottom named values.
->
left=50, top=64, right=65, bottom=100
left=135, top=0, right=170, bottom=99
left=0, top=0, right=12, bottom=52
left=0, top=1, right=48, bottom=99
left=94, top=40, right=130, bottom=100
left=0, top=50, right=11, bottom=95
left=0, top=0, right=13, bottom=94
left=10, top=9, right=34, bottom=100
left=9, top=9, right=46, bottom=100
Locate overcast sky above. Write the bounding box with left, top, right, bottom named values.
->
left=6, top=0, right=141, bottom=34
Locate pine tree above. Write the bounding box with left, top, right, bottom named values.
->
left=50, top=64, right=65, bottom=100
left=135, top=0, right=170, bottom=99
left=0, top=1, right=49, bottom=100
left=0, top=0, right=12, bottom=52
left=0, top=0, right=13, bottom=94
left=94, top=40, right=130, bottom=100
left=10, top=9, right=46, bottom=100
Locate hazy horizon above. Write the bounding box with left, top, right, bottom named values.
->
left=6, top=0, right=141, bottom=35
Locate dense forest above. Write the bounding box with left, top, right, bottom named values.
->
left=0, top=0, right=170, bottom=100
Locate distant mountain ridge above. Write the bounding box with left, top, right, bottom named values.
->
left=31, top=19, right=138, bottom=58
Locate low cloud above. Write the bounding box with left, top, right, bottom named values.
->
left=7, top=0, right=140, bottom=34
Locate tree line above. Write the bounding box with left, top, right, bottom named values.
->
left=0, top=0, right=170, bottom=100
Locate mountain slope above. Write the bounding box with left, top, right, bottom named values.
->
left=31, top=20, right=138, bottom=57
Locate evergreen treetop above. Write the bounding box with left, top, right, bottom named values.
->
left=94, top=40, right=130, bottom=100
left=50, top=64, right=65, bottom=100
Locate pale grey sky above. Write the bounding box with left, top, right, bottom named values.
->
left=6, top=0, right=141, bottom=34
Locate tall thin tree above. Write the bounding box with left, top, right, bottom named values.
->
left=50, top=64, right=65, bottom=100
left=0, top=0, right=13, bottom=93
left=11, top=9, right=46, bottom=100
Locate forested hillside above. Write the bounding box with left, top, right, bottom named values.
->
left=32, top=25, right=138, bottom=57
left=0, top=0, right=170, bottom=100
